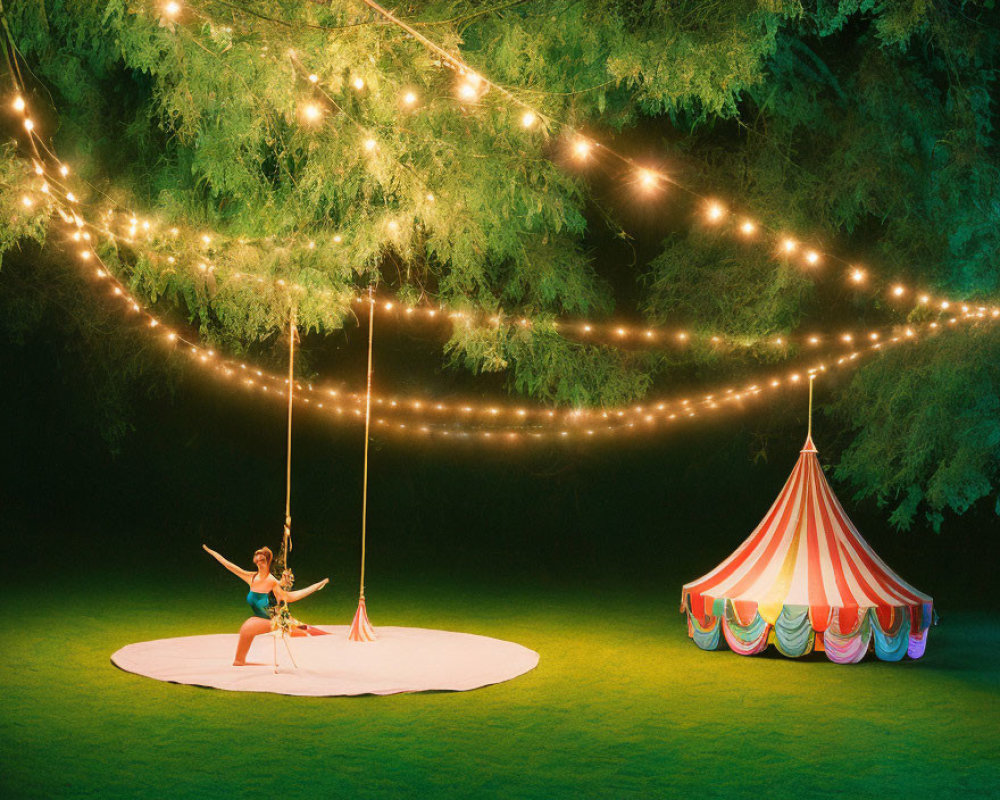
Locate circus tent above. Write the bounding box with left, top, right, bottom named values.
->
left=681, top=434, right=935, bottom=663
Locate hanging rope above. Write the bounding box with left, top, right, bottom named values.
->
left=360, top=285, right=375, bottom=597
left=349, top=285, right=378, bottom=641
left=279, top=307, right=297, bottom=579
left=271, top=306, right=301, bottom=670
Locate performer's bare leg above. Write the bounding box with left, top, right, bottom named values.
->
left=234, top=617, right=272, bottom=665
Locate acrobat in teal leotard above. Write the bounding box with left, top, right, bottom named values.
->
left=246, top=590, right=273, bottom=619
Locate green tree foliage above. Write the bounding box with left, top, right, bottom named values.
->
left=832, top=326, right=1000, bottom=531
left=1, top=0, right=998, bottom=527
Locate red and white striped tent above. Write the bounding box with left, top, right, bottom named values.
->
left=681, top=434, right=934, bottom=663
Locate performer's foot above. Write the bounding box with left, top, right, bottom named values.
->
left=232, top=660, right=267, bottom=666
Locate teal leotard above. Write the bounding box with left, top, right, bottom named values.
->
left=247, top=589, right=273, bottom=619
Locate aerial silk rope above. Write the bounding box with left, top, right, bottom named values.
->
left=279, top=307, right=297, bottom=577
left=272, top=307, right=299, bottom=671
left=349, top=286, right=377, bottom=642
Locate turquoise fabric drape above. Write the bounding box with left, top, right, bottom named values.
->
left=772, top=606, right=814, bottom=658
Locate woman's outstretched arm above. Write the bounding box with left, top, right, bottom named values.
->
left=274, top=578, right=329, bottom=603
left=202, top=544, right=254, bottom=584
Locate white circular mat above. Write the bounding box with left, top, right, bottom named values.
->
left=111, top=625, right=539, bottom=696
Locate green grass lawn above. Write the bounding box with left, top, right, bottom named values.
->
left=4, top=577, right=998, bottom=799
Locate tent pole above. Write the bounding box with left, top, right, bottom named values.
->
left=807, top=374, right=815, bottom=440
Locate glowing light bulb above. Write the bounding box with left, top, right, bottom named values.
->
left=458, top=81, right=478, bottom=101
left=426, top=193, right=435, bottom=202
left=572, top=138, right=591, bottom=160
left=892, top=285, right=905, bottom=297
left=308, top=74, right=318, bottom=84
left=805, top=250, right=820, bottom=265
left=59, top=165, right=69, bottom=177
left=13, top=96, right=25, bottom=112
left=402, top=91, right=417, bottom=106
left=353, top=77, right=365, bottom=91
left=740, top=220, right=756, bottom=235
left=66, top=192, right=76, bottom=203
left=303, top=103, right=322, bottom=122
left=521, top=111, right=536, bottom=128
left=850, top=268, right=865, bottom=283
left=201, top=234, right=211, bottom=245
left=781, top=238, right=796, bottom=253
left=24, top=119, right=35, bottom=132
left=387, top=220, right=399, bottom=232
left=706, top=202, right=724, bottom=222
left=638, top=169, right=657, bottom=190
left=808, top=336, right=819, bottom=345
left=332, top=234, right=342, bottom=243
left=941, top=301, right=950, bottom=310
left=164, top=1, right=181, bottom=17
left=363, top=138, right=377, bottom=151
left=841, top=334, right=853, bottom=343
left=869, top=332, right=879, bottom=341
left=21, top=196, right=32, bottom=208
left=677, top=332, right=688, bottom=342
